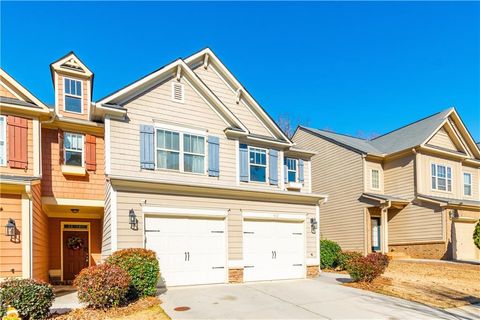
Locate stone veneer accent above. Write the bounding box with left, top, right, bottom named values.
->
left=228, top=268, right=244, bottom=283
left=306, top=265, right=320, bottom=278
left=389, top=242, right=448, bottom=259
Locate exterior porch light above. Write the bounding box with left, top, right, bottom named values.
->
left=5, top=218, right=16, bottom=237
left=310, top=218, right=318, bottom=234
left=129, top=209, right=138, bottom=230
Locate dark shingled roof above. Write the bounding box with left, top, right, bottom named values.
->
left=0, top=96, right=40, bottom=109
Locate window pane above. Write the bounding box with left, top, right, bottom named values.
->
left=288, top=171, right=296, bottom=182
left=250, top=165, right=266, bottom=182
left=76, top=81, right=82, bottom=96
left=183, top=134, right=191, bottom=153
left=437, top=166, right=446, bottom=178
left=447, top=167, right=451, bottom=179
left=65, top=133, right=72, bottom=149
left=464, top=173, right=471, bottom=185
left=438, top=178, right=446, bottom=191
left=171, top=132, right=179, bottom=150
left=465, top=185, right=472, bottom=196
left=157, top=150, right=179, bottom=170
left=192, top=136, right=204, bottom=154
left=447, top=179, right=452, bottom=192
left=65, top=96, right=82, bottom=113
left=65, top=151, right=82, bottom=166
left=432, top=177, right=436, bottom=189
left=184, top=154, right=204, bottom=173
left=431, top=164, right=436, bottom=176
left=65, top=79, right=71, bottom=94
left=157, top=130, right=165, bottom=148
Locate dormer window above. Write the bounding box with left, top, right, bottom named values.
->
left=64, top=78, right=82, bottom=113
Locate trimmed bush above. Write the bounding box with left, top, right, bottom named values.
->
left=474, top=220, right=480, bottom=250
left=106, top=248, right=160, bottom=299
left=0, top=278, right=54, bottom=320
left=346, top=252, right=390, bottom=282
left=74, top=264, right=130, bottom=308
left=336, top=251, right=363, bottom=271
left=320, top=239, right=341, bottom=269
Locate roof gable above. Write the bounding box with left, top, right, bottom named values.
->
left=185, top=48, right=291, bottom=144
left=0, top=68, right=50, bottom=113
left=96, top=59, right=248, bottom=133
left=50, top=51, right=93, bottom=78
left=426, top=124, right=464, bottom=153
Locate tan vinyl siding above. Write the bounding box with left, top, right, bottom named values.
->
left=417, top=153, right=463, bottom=199
left=293, top=128, right=366, bottom=253
left=427, top=127, right=459, bottom=151
left=32, top=183, right=49, bottom=282
left=383, top=154, right=415, bottom=199
left=193, top=65, right=273, bottom=137
left=388, top=203, right=444, bottom=244
left=101, top=182, right=113, bottom=259
left=364, top=160, right=384, bottom=194
left=462, top=165, right=479, bottom=199
left=116, top=190, right=318, bottom=260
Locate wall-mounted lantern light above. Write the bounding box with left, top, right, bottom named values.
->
left=129, top=209, right=138, bottom=230
left=310, top=218, right=318, bottom=234
left=449, top=209, right=459, bottom=219
left=5, top=218, right=16, bottom=237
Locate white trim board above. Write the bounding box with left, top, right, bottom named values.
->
left=142, top=206, right=228, bottom=218
left=242, top=211, right=306, bottom=221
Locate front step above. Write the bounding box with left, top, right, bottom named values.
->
left=387, top=251, right=411, bottom=260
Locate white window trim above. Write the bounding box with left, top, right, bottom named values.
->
left=63, top=77, right=83, bottom=114
left=371, top=169, right=380, bottom=190
left=248, top=146, right=268, bottom=183
left=171, top=82, right=185, bottom=103
left=285, top=157, right=298, bottom=183
left=64, top=132, right=84, bottom=167
left=463, top=172, right=472, bottom=197
left=154, top=127, right=207, bottom=175
left=0, top=115, right=6, bottom=167
left=431, top=163, right=452, bottom=193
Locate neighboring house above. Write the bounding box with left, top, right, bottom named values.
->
left=97, top=48, right=326, bottom=285
left=293, top=108, right=480, bottom=261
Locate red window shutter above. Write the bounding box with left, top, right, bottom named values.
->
left=58, top=130, right=64, bottom=165
left=85, top=134, right=96, bottom=171
left=7, top=116, right=28, bottom=169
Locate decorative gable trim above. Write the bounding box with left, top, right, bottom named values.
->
left=50, top=51, right=93, bottom=78
left=96, top=59, right=248, bottom=133
left=185, top=48, right=292, bottom=145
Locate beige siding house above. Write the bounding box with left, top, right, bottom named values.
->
left=293, top=108, right=480, bottom=261
left=97, top=48, right=326, bottom=285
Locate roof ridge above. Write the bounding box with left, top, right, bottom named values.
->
left=371, top=107, right=453, bottom=141
left=303, top=126, right=369, bottom=141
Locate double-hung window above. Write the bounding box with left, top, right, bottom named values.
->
left=431, top=164, right=452, bottom=192
left=371, top=169, right=380, bottom=189
left=249, top=147, right=267, bottom=182
left=0, top=116, right=5, bottom=166
left=155, top=128, right=206, bottom=173
left=64, top=132, right=84, bottom=166
left=64, top=78, right=82, bottom=113
left=156, top=129, right=180, bottom=170
left=463, top=173, right=472, bottom=196
left=183, top=134, right=205, bottom=173
left=285, top=158, right=297, bottom=182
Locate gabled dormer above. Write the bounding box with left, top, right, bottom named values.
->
left=50, top=52, right=93, bottom=121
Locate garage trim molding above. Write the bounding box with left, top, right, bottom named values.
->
left=242, top=211, right=306, bottom=221
left=142, top=206, right=228, bottom=218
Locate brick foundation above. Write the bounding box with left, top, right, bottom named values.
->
left=306, top=265, right=320, bottom=278
left=228, top=268, right=243, bottom=283
left=389, top=242, right=448, bottom=259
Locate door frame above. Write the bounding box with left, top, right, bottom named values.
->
left=371, top=217, right=381, bottom=252
left=60, top=221, right=91, bottom=282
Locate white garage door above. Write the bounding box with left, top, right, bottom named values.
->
left=454, top=221, right=480, bottom=261
left=145, top=216, right=226, bottom=286
left=243, top=220, right=305, bottom=282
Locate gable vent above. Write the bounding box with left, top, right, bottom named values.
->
left=172, top=82, right=184, bottom=102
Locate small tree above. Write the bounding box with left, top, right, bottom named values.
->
left=474, top=220, right=480, bottom=249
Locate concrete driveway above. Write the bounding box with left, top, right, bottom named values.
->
left=160, top=273, right=476, bottom=319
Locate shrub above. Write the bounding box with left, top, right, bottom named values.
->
left=106, top=248, right=160, bottom=299
left=320, top=239, right=342, bottom=269
left=0, top=278, right=54, bottom=320
left=336, top=251, right=363, bottom=271
left=474, top=220, right=480, bottom=250
left=74, top=264, right=130, bottom=308
left=346, top=252, right=390, bottom=282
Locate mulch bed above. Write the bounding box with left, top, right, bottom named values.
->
left=50, top=297, right=162, bottom=320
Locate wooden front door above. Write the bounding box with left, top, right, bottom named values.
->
left=63, top=231, right=89, bottom=281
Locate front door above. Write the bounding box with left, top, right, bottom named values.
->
left=371, top=217, right=381, bottom=252
left=63, top=231, right=89, bottom=281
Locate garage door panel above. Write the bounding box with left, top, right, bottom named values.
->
left=145, top=216, right=226, bottom=286
left=454, top=221, right=480, bottom=261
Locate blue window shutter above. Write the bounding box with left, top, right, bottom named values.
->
left=140, top=124, right=155, bottom=170
left=299, top=159, right=304, bottom=183
left=208, top=136, right=220, bottom=177
left=269, top=149, right=278, bottom=185
left=239, top=144, right=249, bottom=182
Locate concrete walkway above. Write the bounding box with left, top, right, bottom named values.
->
left=160, top=273, right=477, bottom=319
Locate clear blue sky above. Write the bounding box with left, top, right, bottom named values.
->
left=2, top=1, right=479, bottom=141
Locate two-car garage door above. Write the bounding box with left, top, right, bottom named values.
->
left=145, top=215, right=306, bottom=286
